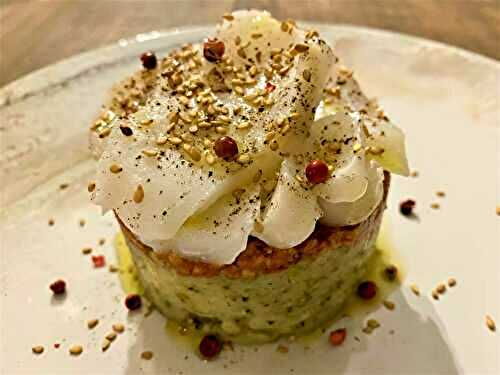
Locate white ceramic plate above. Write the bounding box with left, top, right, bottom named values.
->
left=1, top=24, right=499, bottom=375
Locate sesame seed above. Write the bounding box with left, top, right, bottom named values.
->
left=249, top=65, right=258, bottom=76
left=279, top=65, right=291, bottom=75
left=234, top=86, right=245, bottom=96
left=254, top=220, right=264, bottom=233
left=98, top=128, right=111, bottom=138
left=276, top=344, right=289, bottom=354
left=32, top=346, right=44, bottom=354
left=109, top=164, right=123, bottom=174
left=305, top=29, right=319, bottom=39
left=187, top=146, right=202, bottom=162
left=448, top=278, right=457, bottom=287
left=101, top=339, right=111, bottom=352
left=216, top=126, right=227, bottom=134
left=105, top=332, right=117, bottom=342
left=141, top=351, right=154, bottom=360
left=181, top=133, right=193, bottom=143
left=294, top=43, right=309, bottom=53
left=410, top=284, right=420, bottom=296
left=410, top=170, right=419, bottom=177
left=108, top=265, right=118, bottom=272
left=223, top=13, right=234, bottom=21
left=251, top=32, right=263, bottom=39
left=436, top=191, right=446, bottom=197
left=436, top=284, right=446, bottom=294
left=367, top=146, right=385, bottom=155
left=142, top=149, right=158, bottom=157
left=486, top=315, right=496, bottom=332
left=82, top=247, right=92, bottom=255
left=168, top=137, right=182, bottom=145
left=218, top=115, right=231, bottom=123
left=236, top=121, right=251, bottom=130
left=69, top=345, right=83, bottom=356
left=432, top=290, right=440, bottom=300
left=179, top=112, right=192, bottom=123
left=280, top=21, right=289, bottom=32
left=156, top=135, right=168, bottom=145
left=204, top=150, right=216, bottom=165
left=495, top=206, right=500, bottom=216
left=383, top=300, right=395, bottom=310
left=430, top=203, right=440, bottom=209
left=188, top=125, right=198, bottom=133
left=367, top=319, right=380, bottom=329
left=87, top=319, right=99, bottom=329
left=133, top=185, right=144, bottom=203
left=112, top=323, right=125, bottom=333
left=237, top=48, right=247, bottom=59
left=270, top=141, right=279, bottom=151
left=244, top=92, right=258, bottom=101
left=280, top=124, right=290, bottom=135
left=353, top=143, right=362, bottom=152
left=140, top=119, right=154, bottom=126
left=236, top=154, right=250, bottom=164
left=87, top=182, right=96, bottom=192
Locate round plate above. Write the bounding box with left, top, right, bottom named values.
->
left=1, top=24, right=498, bottom=374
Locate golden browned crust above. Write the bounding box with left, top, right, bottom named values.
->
left=118, top=172, right=390, bottom=278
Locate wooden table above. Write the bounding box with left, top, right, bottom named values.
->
left=0, top=0, right=498, bottom=87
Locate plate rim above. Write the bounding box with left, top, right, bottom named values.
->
left=1, top=23, right=498, bottom=106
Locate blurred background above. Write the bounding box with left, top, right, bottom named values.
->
left=0, top=0, right=498, bottom=87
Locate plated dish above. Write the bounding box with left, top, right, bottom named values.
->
left=89, top=10, right=408, bottom=346
left=0, top=11, right=498, bottom=375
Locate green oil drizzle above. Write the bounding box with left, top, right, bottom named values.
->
left=114, top=218, right=403, bottom=347
left=114, top=232, right=143, bottom=295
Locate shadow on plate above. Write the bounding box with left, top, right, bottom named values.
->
left=123, top=288, right=460, bottom=375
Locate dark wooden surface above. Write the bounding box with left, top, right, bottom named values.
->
left=0, top=0, right=498, bottom=87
